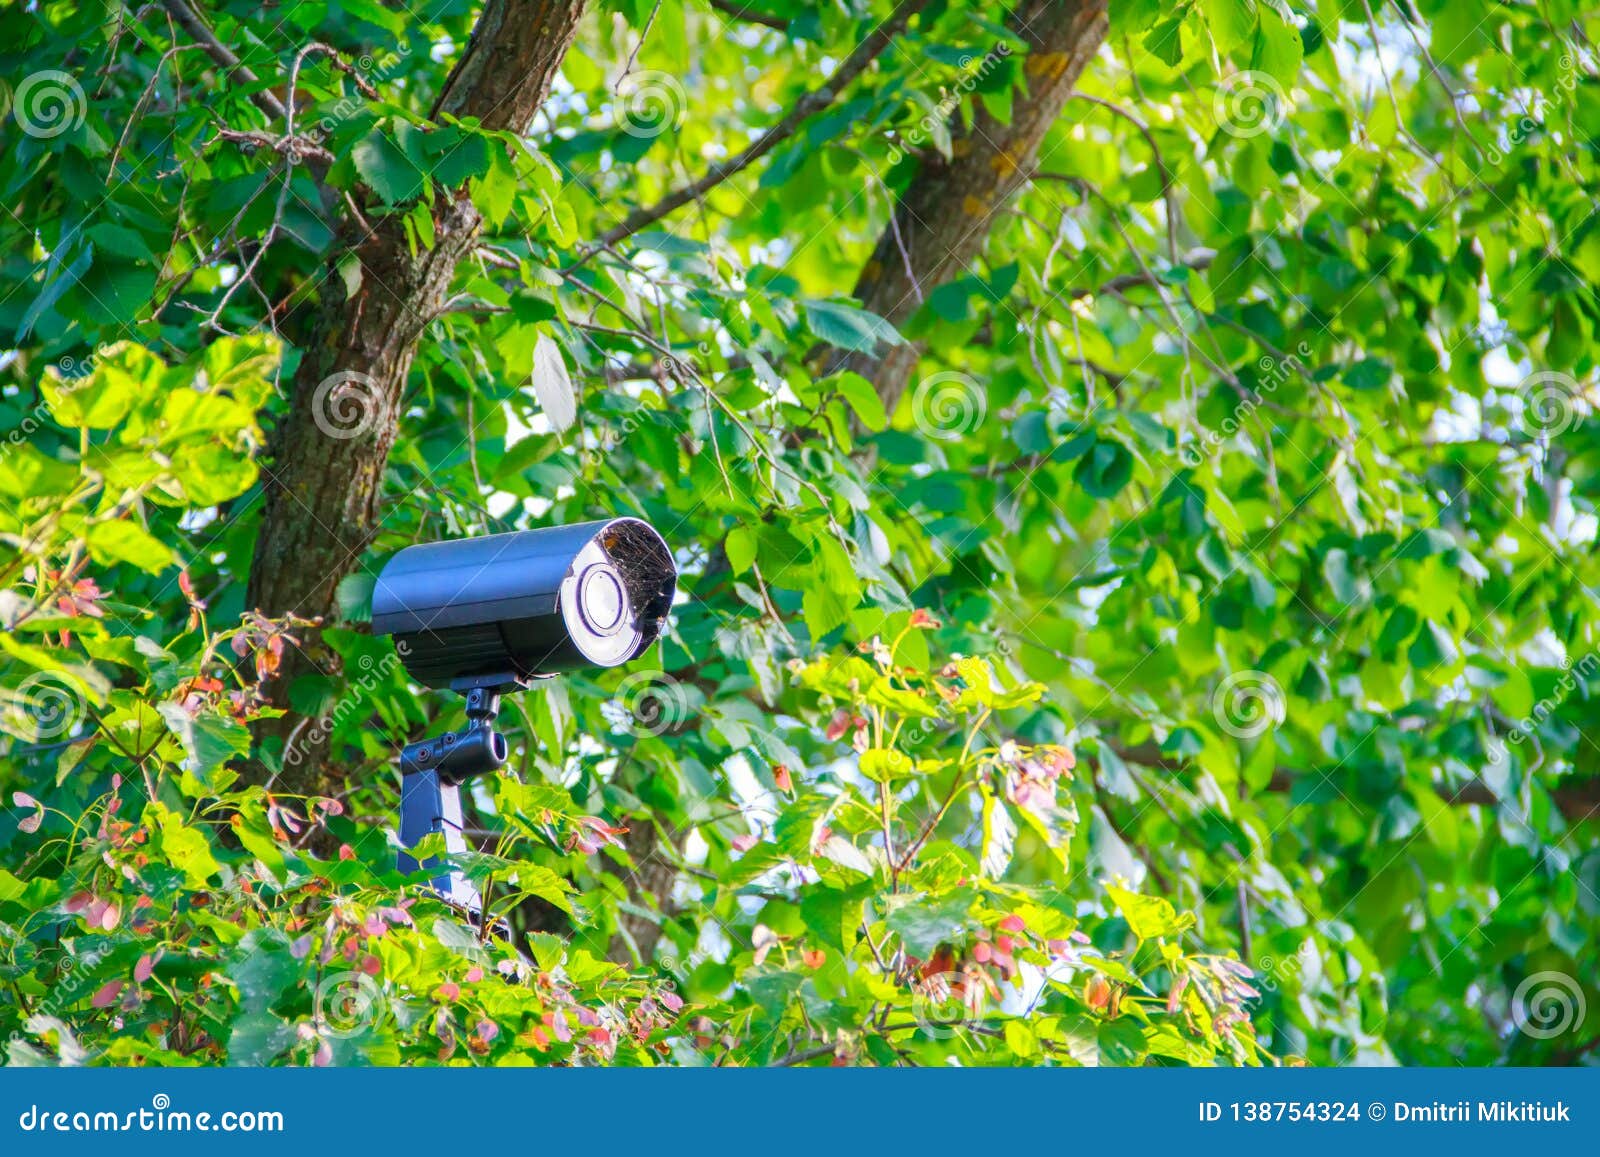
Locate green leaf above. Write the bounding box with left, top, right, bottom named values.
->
left=354, top=129, right=425, bottom=204
left=1205, top=0, right=1257, bottom=52
left=1074, top=439, right=1134, bottom=499
left=1105, top=884, right=1190, bottom=941
left=227, top=928, right=299, bottom=1014
left=802, top=300, right=903, bottom=353
left=227, top=1013, right=298, bottom=1066
left=859, top=746, right=913, bottom=783
left=1342, top=357, right=1393, bottom=391
left=802, top=583, right=853, bottom=639
left=827, top=371, right=888, bottom=430
left=725, top=525, right=758, bottom=575
left=86, top=521, right=175, bottom=574
left=886, top=892, right=975, bottom=956
left=1251, top=3, right=1304, bottom=83
left=156, top=704, right=251, bottom=785
left=147, top=801, right=221, bottom=888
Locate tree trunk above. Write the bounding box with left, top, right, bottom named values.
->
left=247, top=0, right=588, bottom=796
left=846, top=0, right=1109, bottom=411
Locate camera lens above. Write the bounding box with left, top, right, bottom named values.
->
left=577, top=563, right=628, bottom=635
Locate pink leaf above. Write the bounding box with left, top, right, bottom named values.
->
left=14, top=792, right=43, bottom=834
left=91, top=980, right=124, bottom=1009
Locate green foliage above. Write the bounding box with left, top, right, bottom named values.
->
left=2, top=0, right=1599, bottom=1068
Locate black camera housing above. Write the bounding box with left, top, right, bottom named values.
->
left=371, top=517, right=677, bottom=689
left=375, top=517, right=677, bottom=911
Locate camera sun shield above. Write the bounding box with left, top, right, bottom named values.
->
left=371, top=517, right=677, bottom=688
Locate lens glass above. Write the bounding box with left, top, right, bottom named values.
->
left=578, top=564, right=627, bottom=634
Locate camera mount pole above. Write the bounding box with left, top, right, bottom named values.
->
left=397, top=675, right=521, bottom=910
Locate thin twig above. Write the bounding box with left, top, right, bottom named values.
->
left=597, top=0, right=932, bottom=247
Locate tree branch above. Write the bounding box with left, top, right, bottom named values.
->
left=839, top=0, right=1111, bottom=413
left=597, top=0, right=932, bottom=248
left=157, top=0, right=286, bottom=121
left=705, top=0, right=787, bottom=31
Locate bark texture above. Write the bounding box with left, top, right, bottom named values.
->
left=847, top=0, right=1109, bottom=411
left=247, top=0, right=587, bottom=796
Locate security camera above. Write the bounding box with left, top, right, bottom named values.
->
left=371, top=516, right=677, bottom=908
left=372, top=516, right=677, bottom=690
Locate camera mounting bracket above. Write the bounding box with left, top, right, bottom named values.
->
left=397, top=672, right=529, bottom=911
